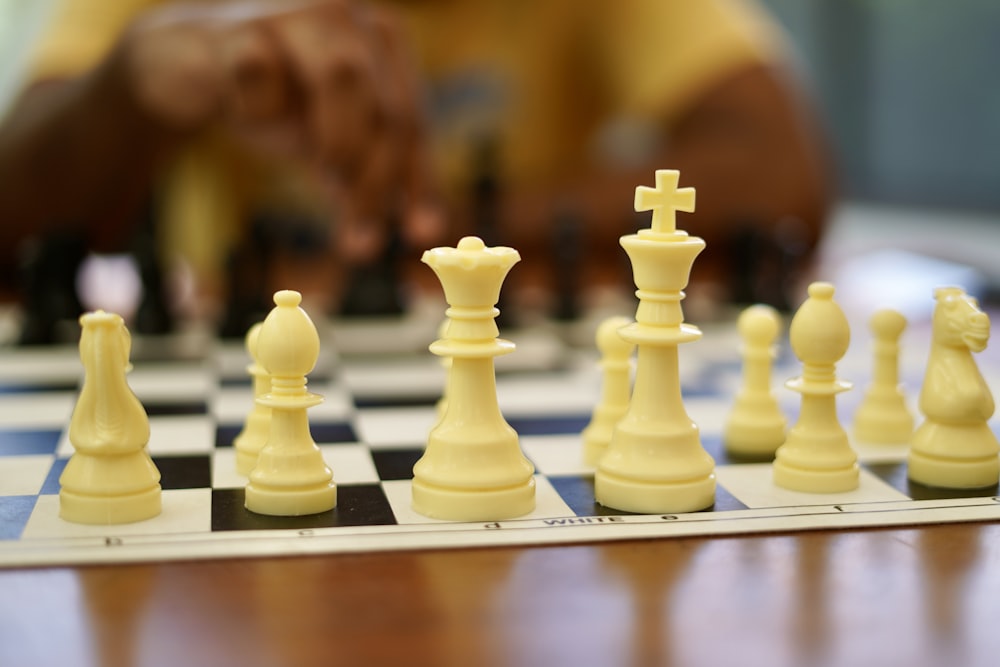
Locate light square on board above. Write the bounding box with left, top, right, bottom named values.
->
left=128, top=363, right=215, bottom=404
left=354, top=406, right=437, bottom=449
left=0, top=393, right=76, bottom=429
left=55, top=414, right=216, bottom=457
left=520, top=434, right=592, bottom=477
left=715, top=463, right=911, bottom=509
left=498, top=370, right=599, bottom=418
left=854, top=441, right=912, bottom=464
left=339, top=357, right=444, bottom=401
left=211, top=385, right=256, bottom=423
left=381, top=475, right=575, bottom=526
left=0, top=455, right=55, bottom=496
left=21, top=488, right=213, bottom=540
left=324, top=443, right=380, bottom=485
left=0, top=346, right=81, bottom=386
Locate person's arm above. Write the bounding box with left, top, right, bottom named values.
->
left=0, top=0, right=441, bottom=265
left=499, top=61, right=833, bottom=288
left=0, top=37, right=183, bottom=259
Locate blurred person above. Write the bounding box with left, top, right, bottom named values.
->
left=0, top=0, right=832, bottom=338
left=0, top=0, right=443, bottom=337
left=389, top=0, right=833, bottom=316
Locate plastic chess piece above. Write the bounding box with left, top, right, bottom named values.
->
left=595, top=169, right=716, bottom=513
left=724, top=304, right=787, bottom=458
left=234, top=322, right=271, bottom=475
left=245, top=290, right=336, bottom=516
left=773, top=282, right=859, bottom=493
left=434, top=318, right=451, bottom=423
left=908, top=287, right=999, bottom=489
left=412, top=236, right=536, bottom=521
left=853, top=308, right=914, bottom=444
left=582, top=316, right=635, bottom=467
left=60, top=310, right=162, bottom=524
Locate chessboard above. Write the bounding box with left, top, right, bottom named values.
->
left=2, top=312, right=1000, bottom=568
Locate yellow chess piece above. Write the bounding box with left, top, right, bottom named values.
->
left=595, top=170, right=716, bottom=513
left=245, top=290, right=336, bottom=516
left=908, top=287, right=999, bottom=489
left=413, top=236, right=536, bottom=521
left=773, top=282, right=859, bottom=493
left=853, top=309, right=914, bottom=444
left=724, top=305, right=787, bottom=458
left=60, top=311, right=161, bottom=524
left=582, top=316, right=635, bottom=467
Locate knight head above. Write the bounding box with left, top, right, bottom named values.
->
left=933, top=286, right=990, bottom=353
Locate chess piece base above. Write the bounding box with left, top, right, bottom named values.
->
left=59, top=486, right=161, bottom=525
left=908, top=453, right=1000, bottom=489
left=595, top=471, right=715, bottom=514
left=724, top=414, right=786, bottom=458
left=772, top=460, right=859, bottom=493
left=412, top=477, right=536, bottom=521
left=908, top=421, right=1000, bottom=489
left=853, top=413, right=914, bottom=445
left=853, top=398, right=914, bottom=445
left=245, top=483, right=337, bottom=516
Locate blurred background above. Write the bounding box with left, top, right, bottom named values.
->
left=5, top=0, right=996, bottom=210
left=0, top=0, right=997, bottom=344
left=763, top=0, right=1000, bottom=211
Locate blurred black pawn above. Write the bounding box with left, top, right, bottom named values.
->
left=338, top=221, right=405, bottom=318
left=551, top=207, right=582, bottom=321
left=728, top=218, right=809, bottom=311
left=218, top=213, right=275, bottom=339
left=17, top=231, right=86, bottom=345
left=131, top=205, right=173, bottom=336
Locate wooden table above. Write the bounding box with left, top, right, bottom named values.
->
left=4, top=522, right=1000, bottom=667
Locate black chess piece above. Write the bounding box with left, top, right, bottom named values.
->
left=551, top=207, right=582, bottom=321
left=467, top=133, right=519, bottom=327
left=219, top=213, right=278, bottom=339
left=17, top=231, right=86, bottom=345
left=338, top=221, right=405, bottom=317
left=728, top=218, right=808, bottom=312
left=131, top=202, right=174, bottom=336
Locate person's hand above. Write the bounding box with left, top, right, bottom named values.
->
left=122, top=0, right=443, bottom=262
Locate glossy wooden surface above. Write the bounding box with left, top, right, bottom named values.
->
left=3, top=522, right=1000, bottom=667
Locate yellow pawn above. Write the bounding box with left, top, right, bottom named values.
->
left=724, top=305, right=787, bottom=458
left=60, top=311, right=161, bottom=524
left=234, top=322, right=271, bottom=475
left=773, top=282, right=859, bottom=493
left=582, top=316, right=635, bottom=467
left=852, top=309, right=914, bottom=444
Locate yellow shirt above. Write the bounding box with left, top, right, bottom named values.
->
left=395, top=0, right=781, bottom=194
left=27, top=0, right=782, bottom=297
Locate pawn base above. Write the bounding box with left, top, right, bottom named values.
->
left=412, top=477, right=536, bottom=521
left=773, top=460, right=859, bottom=493
left=724, top=417, right=786, bottom=458
left=60, top=486, right=162, bottom=525
left=595, top=471, right=715, bottom=514
left=853, top=410, right=913, bottom=445
left=245, top=483, right=337, bottom=516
